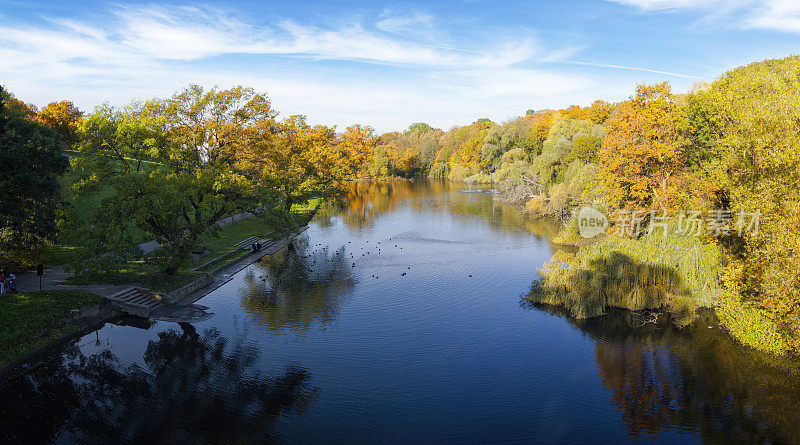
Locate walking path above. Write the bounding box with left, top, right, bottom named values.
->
left=12, top=210, right=260, bottom=297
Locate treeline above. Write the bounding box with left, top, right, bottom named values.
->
left=0, top=85, right=377, bottom=274
left=363, top=55, right=800, bottom=355
left=3, top=55, right=799, bottom=355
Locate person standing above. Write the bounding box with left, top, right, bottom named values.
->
left=0, top=271, right=5, bottom=294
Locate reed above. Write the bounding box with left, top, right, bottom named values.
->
left=527, top=226, right=724, bottom=324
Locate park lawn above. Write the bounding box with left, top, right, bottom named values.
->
left=0, top=290, right=103, bottom=366
left=63, top=256, right=203, bottom=293
left=63, top=198, right=322, bottom=291
left=193, top=197, right=322, bottom=269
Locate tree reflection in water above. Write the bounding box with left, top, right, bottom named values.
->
left=528, top=303, right=800, bottom=443
left=338, top=180, right=562, bottom=240
left=0, top=324, right=318, bottom=444
left=241, top=238, right=356, bottom=334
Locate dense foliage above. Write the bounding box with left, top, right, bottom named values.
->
left=2, top=54, right=799, bottom=355
left=0, top=87, right=70, bottom=267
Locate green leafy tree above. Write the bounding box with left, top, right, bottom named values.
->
left=710, top=56, right=800, bottom=354
left=74, top=85, right=278, bottom=274
left=404, top=122, right=436, bottom=134
left=0, top=86, right=69, bottom=267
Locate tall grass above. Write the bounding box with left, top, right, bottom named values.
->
left=527, top=226, right=724, bottom=325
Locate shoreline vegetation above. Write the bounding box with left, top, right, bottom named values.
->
left=0, top=290, right=105, bottom=367
left=354, top=55, right=800, bottom=357
left=0, top=200, right=321, bottom=370
left=2, top=55, right=799, bottom=358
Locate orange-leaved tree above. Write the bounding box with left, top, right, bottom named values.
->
left=37, top=100, right=84, bottom=148
left=597, top=82, right=687, bottom=211
left=336, top=124, right=377, bottom=178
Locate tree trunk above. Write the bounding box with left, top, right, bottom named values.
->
left=284, top=195, right=293, bottom=214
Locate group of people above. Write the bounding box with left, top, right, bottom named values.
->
left=0, top=271, right=16, bottom=294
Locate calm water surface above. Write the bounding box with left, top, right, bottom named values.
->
left=2, top=180, right=800, bottom=444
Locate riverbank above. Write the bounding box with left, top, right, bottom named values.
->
left=0, top=200, right=322, bottom=371
left=520, top=206, right=796, bottom=356
left=0, top=290, right=109, bottom=367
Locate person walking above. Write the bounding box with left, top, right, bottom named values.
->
left=0, top=271, right=5, bottom=294
left=7, top=272, right=15, bottom=293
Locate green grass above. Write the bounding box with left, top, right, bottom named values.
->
left=0, top=290, right=103, bottom=365
left=63, top=256, right=202, bottom=293
left=63, top=198, right=323, bottom=292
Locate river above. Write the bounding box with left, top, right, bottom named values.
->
left=2, top=180, right=799, bottom=443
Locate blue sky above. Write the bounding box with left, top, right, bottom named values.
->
left=1, top=0, right=798, bottom=132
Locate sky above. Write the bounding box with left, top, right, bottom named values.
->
left=1, top=0, right=798, bottom=132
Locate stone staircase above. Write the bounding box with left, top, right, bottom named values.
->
left=234, top=235, right=262, bottom=249
left=106, top=287, right=162, bottom=318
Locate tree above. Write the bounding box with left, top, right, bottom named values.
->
left=404, top=122, right=436, bottom=134
left=241, top=117, right=372, bottom=215
left=0, top=86, right=69, bottom=267
left=74, top=85, right=278, bottom=274
left=37, top=101, right=84, bottom=148
left=710, top=56, right=800, bottom=353
left=597, top=82, right=687, bottom=211
left=337, top=124, right=376, bottom=177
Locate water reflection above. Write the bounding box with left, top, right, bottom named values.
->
left=241, top=239, right=355, bottom=334
left=340, top=180, right=562, bottom=240
left=0, top=325, right=318, bottom=444
left=529, top=304, right=800, bottom=443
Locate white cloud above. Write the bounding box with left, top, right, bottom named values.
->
left=376, top=11, right=437, bottom=37
left=745, top=0, right=800, bottom=33
left=0, top=4, right=597, bottom=131
left=607, top=0, right=723, bottom=10
left=608, top=0, right=800, bottom=33
left=0, top=5, right=549, bottom=69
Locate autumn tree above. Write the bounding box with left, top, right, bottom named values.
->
left=74, top=85, right=278, bottom=274
left=597, top=82, right=687, bottom=211
left=37, top=101, right=84, bottom=148
left=337, top=124, right=376, bottom=176
left=709, top=56, right=800, bottom=354
left=241, top=118, right=374, bottom=216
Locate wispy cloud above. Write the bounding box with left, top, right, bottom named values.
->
left=563, top=60, right=702, bottom=79
left=606, top=0, right=724, bottom=11
left=608, top=0, right=800, bottom=34
left=744, top=0, right=800, bottom=33
left=0, top=4, right=594, bottom=131
left=0, top=5, right=555, bottom=70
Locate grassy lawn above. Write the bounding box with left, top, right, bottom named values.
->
left=0, top=290, right=103, bottom=366
left=192, top=198, right=321, bottom=269
left=63, top=264, right=203, bottom=293
left=62, top=198, right=322, bottom=292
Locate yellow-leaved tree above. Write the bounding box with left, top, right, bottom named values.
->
left=597, top=82, right=687, bottom=211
